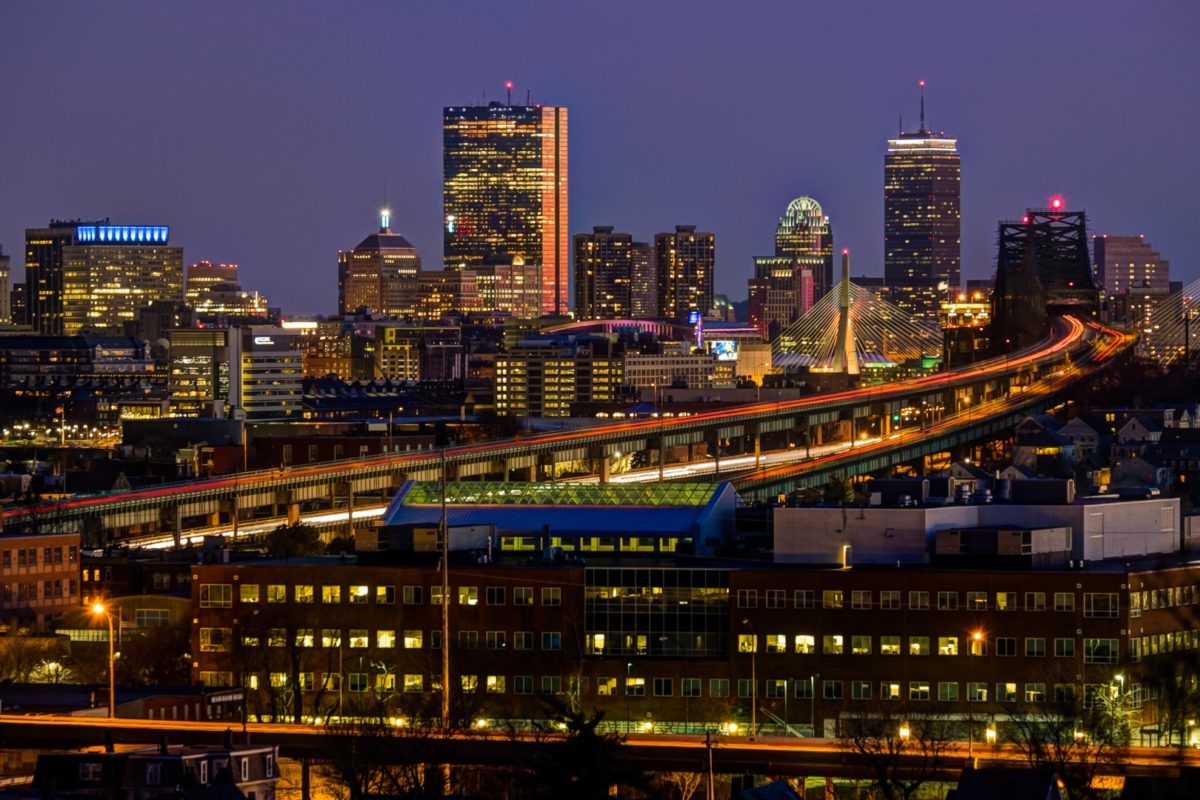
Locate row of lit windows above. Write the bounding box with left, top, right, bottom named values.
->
left=732, top=633, right=1097, bottom=659
left=737, top=589, right=1119, bottom=616
left=199, top=627, right=564, bottom=652
left=199, top=582, right=561, bottom=608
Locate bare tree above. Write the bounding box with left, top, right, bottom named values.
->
left=840, top=702, right=956, bottom=800
left=655, top=771, right=704, bottom=800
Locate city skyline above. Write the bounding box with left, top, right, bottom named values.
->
left=0, top=2, right=1196, bottom=316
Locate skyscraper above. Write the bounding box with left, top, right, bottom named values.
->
left=1094, top=234, right=1170, bottom=342
left=748, top=196, right=833, bottom=337
left=55, top=223, right=183, bottom=335
left=25, top=219, right=108, bottom=334
left=884, top=84, right=961, bottom=323
left=656, top=226, right=715, bottom=322
left=629, top=242, right=656, bottom=319
left=573, top=226, right=642, bottom=320
left=444, top=99, right=568, bottom=316
left=337, top=210, right=422, bottom=317
left=0, top=246, right=9, bottom=324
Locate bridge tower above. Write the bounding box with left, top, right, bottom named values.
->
left=990, top=226, right=1048, bottom=353
left=830, top=249, right=860, bottom=375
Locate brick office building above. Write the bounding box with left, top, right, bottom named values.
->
left=191, top=552, right=1200, bottom=739
left=0, top=532, right=80, bottom=632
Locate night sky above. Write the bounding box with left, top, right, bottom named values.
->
left=2, top=1, right=1196, bottom=315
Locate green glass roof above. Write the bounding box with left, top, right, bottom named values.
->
left=403, top=481, right=720, bottom=508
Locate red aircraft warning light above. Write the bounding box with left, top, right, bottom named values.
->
left=1050, top=196, right=1064, bottom=211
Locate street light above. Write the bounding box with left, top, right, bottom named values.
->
left=968, top=630, right=983, bottom=761
left=898, top=723, right=911, bottom=742
left=91, top=602, right=115, bottom=719
left=741, top=618, right=756, bottom=739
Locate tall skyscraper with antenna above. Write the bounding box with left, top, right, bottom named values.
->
left=884, top=81, right=961, bottom=324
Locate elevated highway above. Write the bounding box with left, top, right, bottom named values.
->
left=1, top=316, right=1133, bottom=545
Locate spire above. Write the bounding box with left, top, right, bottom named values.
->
left=918, top=80, right=926, bottom=132
left=380, top=207, right=391, bottom=233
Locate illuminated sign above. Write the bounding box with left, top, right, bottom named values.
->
left=687, top=310, right=701, bottom=325
left=445, top=215, right=456, bottom=234
left=710, top=340, right=739, bottom=361
left=75, top=225, right=169, bottom=244
left=253, top=336, right=275, bottom=345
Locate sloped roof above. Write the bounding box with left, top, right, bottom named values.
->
left=354, top=231, right=418, bottom=252
left=949, top=768, right=1062, bottom=800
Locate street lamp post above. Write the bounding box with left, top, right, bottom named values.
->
left=741, top=619, right=756, bottom=739
left=91, top=602, right=115, bottom=719
left=969, top=630, right=983, bottom=762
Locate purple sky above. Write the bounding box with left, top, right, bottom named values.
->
left=2, top=1, right=1197, bottom=315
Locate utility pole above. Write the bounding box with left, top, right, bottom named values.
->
left=440, top=449, right=450, bottom=729
left=705, top=731, right=715, bottom=800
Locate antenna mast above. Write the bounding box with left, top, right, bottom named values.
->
left=918, top=79, right=926, bottom=131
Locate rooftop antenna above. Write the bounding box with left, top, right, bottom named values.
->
left=505, top=80, right=513, bottom=105
left=899, top=114, right=903, bottom=136
left=918, top=79, right=926, bottom=132
left=525, top=87, right=531, bottom=105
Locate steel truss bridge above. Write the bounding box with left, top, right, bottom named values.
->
left=1, top=317, right=1133, bottom=545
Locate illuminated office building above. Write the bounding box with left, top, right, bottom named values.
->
left=168, top=328, right=230, bottom=417
left=574, top=226, right=646, bottom=320
left=494, top=334, right=623, bottom=417
left=655, top=225, right=715, bottom=322
left=58, top=224, right=183, bottom=335
left=417, top=270, right=483, bottom=320
left=185, top=261, right=239, bottom=306
left=1094, top=234, right=1171, bottom=354
left=337, top=210, right=422, bottom=317
left=748, top=196, right=832, bottom=338
left=25, top=219, right=108, bottom=334
left=186, top=261, right=269, bottom=319
left=444, top=100, right=568, bottom=316
left=229, top=326, right=302, bottom=420
left=884, top=87, right=961, bottom=323
left=0, top=246, right=9, bottom=324
left=473, top=257, right=543, bottom=319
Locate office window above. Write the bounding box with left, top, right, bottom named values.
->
left=851, top=681, right=871, bottom=700
left=626, top=677, right=645, bottom=696
left=294, top=629, right=314, bottom=648
left=937, top=591, right=958, bottom=610
left=458, top=586, right=478, bottom=606
left=1054, top=638, right=1075, bottom=658
left=1084, top=593, right=1119, bottom=618
left=597, top=677, right=617, bottom=696
left=967, top=591, right=988, bottom=610
left=765, top=634, right=787, bottom=654
left=480, top=674, right=503, bottom=694
left=1026, top=638, right=1046, bottom=658
left=348, top=673, right=368, bottom=693
left=996, top=637, right=1016, bottom=657
left=909, top=681, right=931, bottom=701
left=823, top=680, right=844, bottom=700
left=349, top=630, right=368, bottom=648
left=267, top=584, right=286, bottom=603
left=292, top=584, right=313, bottom=604
left=909, top=636, right=929, bottom=656
left=321, top=629, right=341, bottom=647
left=486, top=587, right=505, bottom=605
left=766, top=589, right=786, bottom=608
left=461, top=675, right=478, bottom=693
left=1054, top=684, right=1076, bottom=703
left=199, top=627, right=232, bottom=652
left=996, top=682, right=1017, bottom=702
left=402, top=585, right=422, bottom=605
left=760, top=679, right=782, bottom=699
left=239, top=584, right=259, bottom=604
left=738, top=634, right=757, bottom=653
left=200, top=584, right=232, bottom=608
left=514, top=676, right=534, bottom=695
left=794, top=634, right=815, bottom=654
left=851, top=635, right=872, bottom=655
left=851, top=590, right=872, bottom=609
left=486, top=631, right=506, bottom=650
left=823, top=590, right=843, bottom=609
left=738, top=679, right=754, bottom=699
left=542, top=631, right=561, bottom=651
left=514, top=631, right=534, bottom=650
left=458, top=631, right=479, bottom=650
left=135, top=608, right=169, bottom=628
left=880, top=636, right=901, bottom=656
left=967, top=682, right=987, bottom=702
left=1054, top=592, right=1075, bottom=612
left=401, top=673, right=422, bottom=693
left=682, top=677, right=701, bottom=698
left=514, top=587, right=534, bottom=606
left=321, top=585, right=341, bottom=604
left=403, top=630, right=422, bottom=649
left=377, top=630, right=396, bottom=649
left=880, top=681, right=901, bottom=701
left=938, top=637, right=958, bottom=656
left=349, top=585, right=369, bottom=604
left=267, top=628, right=286, bottom=647
left=1025, top=592, right=1046, bottom=612
left=794, top=679, right=813, bottom=700
left=1084, top=638, right=1118, bottom=664
left=710, top=678, right=730, bottom=698
left=654, top=678, right=674, bottom=697
left=909, top=591, right=929, bottom=610
left=541, top=587, right=561, bottom=606
left=794, top=590, right=814, bottom=609
left=376, top=586, right=395, bottom=605
left=541, top=676, right=562, bottom=694
left=737, top=589, right=757, bottom=608
left=880, top=590, right=901, bottom=610
left=938, top=682, right=959, bottom=702
left=996, top=591, right=1017, bottom=611
left=374, top=674, right=395, bottom=693
left=823, top=635, right=844, bottom=655
left=1025, top=683, right=1046, bottom=703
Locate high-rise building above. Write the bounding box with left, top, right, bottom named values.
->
left=655, top=225, right=715, bottom=322
left=629, top=242, right=656, bottom=319
left=185, top=261, right=239, bottom=306
left=1094, top=234, right=1171, bottom=352
left=573, top=226, right=643, bottom=320
left=884, top=86, right=961, bottom=323
left=229, top=326, right=302, bottom=420
left=25, top=219, right=108, bottom=334
left=747, top=196, right=833, bottom=338
left=0, top=246, right=10, bottom=324
left=168, top=328, right=230, bottom=417
left=443, top=100, right=568, bottom=316
left=337, top=210, right=422, bottom=317
left=494, top=334, right=623, bottom=417
left=10, top=283, right=26, bottom=326
left=473, top=258, right=543, bottom=319
left=186, top=261, right=269, bottom=320
left=61, top=224, right=183, bottom=335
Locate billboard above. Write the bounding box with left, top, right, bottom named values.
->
left=710, top=340, right=739, bottom=361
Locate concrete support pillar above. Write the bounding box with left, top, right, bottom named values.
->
left=881, top=411, right=891, bottom=437
left=753, top=427, right=762, bottom=470
left=171, top=505, right=182, bottom=550
left=286, top=503, right=300, bottom=526
left=207, top=511, right=220, bottom=527
left=812, top=424, right=823, bottom=446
